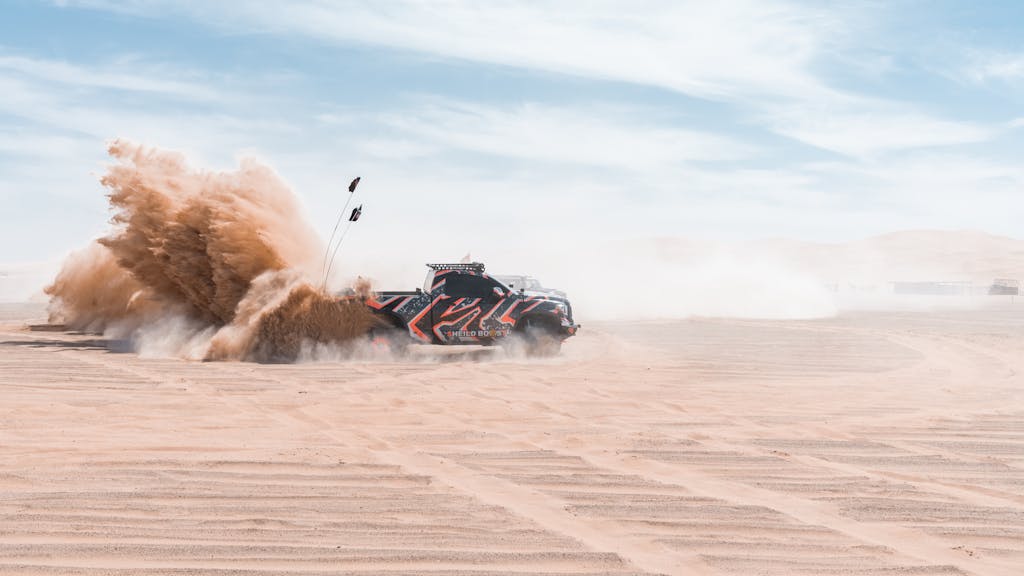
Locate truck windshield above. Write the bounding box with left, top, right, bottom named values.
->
left=495, top=275, right=540, bottom=291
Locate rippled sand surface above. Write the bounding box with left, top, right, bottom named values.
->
left=1, top=303, right=1022, bottom=575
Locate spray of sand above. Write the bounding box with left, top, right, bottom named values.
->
left=45, top=242, right=152, bottom=331
left=45, top=140, right=377, bottom=361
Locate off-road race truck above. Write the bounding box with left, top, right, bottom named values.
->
left=366, top=263, right=579, bottom=355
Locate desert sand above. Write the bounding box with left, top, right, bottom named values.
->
left=1, top=302, right=1022, bottom=575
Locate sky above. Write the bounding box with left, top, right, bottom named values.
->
left=1, top=0, right=1023, bottom=274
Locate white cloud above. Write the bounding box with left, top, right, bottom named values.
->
left=371, top=100, right=754, bottom=169
left=0, top=58, right=293, bottom=169
left=56, top=0, right=848, bottom=110
left=152, top=0, right=834, bottom=102
left=0, top=53, right=220, bottom=100
left=963, top=52, right=1024, bottom=83
left=763, top=103, right=994, bottom=158
left=61, top=0, right=999, bottom=159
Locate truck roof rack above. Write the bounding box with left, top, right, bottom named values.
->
left=427, top=262, right=486, bottom=273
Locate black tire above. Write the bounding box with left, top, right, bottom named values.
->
left=368, top=316, right=413, bottom=357
left=511, top=316, right=562, bottom=357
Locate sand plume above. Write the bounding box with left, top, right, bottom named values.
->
left=45, top=140, right=375, bottom=361
left=96, top=140, right=319, bottom=324
left=44, top=242, right=152, bottom=331
left=205, top=271, right=377, bottom=362
left=203, top=269, right=378, bottom=362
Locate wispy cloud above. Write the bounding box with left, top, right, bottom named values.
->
left=60, top=0, right=1001, bottom=159
left=369, top=100, right=755, bottom=169
left=762, top=102, right=994, bottom=158
left=0, top=52, right=220, bottom=100
left=962, top=51, right=1024, bottom=84
left=113, top=0, right=834, bottom=101
left=0, top=52, right=290, bottom=166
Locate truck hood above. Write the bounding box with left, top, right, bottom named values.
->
left=520, top=291, right=575, bottom=324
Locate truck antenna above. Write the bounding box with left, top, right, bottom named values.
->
left=321, top=177, right=360, bottom=290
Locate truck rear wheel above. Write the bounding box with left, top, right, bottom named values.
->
left=368, top=316, right=413, bottom=357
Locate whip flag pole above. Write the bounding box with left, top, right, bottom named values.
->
left=324, top=201, right=363, bottom=292
left=321, top=177, right=360, bottom=290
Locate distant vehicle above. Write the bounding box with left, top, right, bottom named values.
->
left=989, top=278, right=1020, bottom=296
left=492, top=274, right=567, bottom=298
left=366, top=263, right=579, bottom=355
left=892, top=281, right=972, bottom=296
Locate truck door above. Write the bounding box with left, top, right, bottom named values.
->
left=432, top=273, right=503, bottom=343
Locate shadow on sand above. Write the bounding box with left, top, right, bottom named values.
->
left=2, top=327, right=133, bottom=353
left=7, top=325, right=503, bottom=362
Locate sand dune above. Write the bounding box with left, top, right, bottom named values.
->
left=1, top=303, right=1023, bottom=575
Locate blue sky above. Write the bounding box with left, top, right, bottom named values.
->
left=1, top=0, right=1023, bottom=270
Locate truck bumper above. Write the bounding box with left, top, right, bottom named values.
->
left=560, top=323, right=581, bottom=338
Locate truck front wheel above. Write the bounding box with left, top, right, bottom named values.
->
left=510, top=317, right=562, bottom=357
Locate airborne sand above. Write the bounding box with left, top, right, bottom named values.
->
left=44, top=141, right=377, bottom=362
left=1, top=303, right=1022, bottom=575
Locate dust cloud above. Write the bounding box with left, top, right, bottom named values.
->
left=45, top=140, right=377, bottom=362
left=456, top=231, right=1023, bottom=322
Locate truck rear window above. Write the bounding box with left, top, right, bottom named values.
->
left=444, top=275, right=497, bottom=298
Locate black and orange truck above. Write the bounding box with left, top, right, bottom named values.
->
left=366, top=262, right=579, bottom=355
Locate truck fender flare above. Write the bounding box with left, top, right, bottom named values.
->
left=371, top=310, right=407, bottom=330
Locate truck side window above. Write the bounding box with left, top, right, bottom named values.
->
left=444, top=274, right=497, bottom=298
